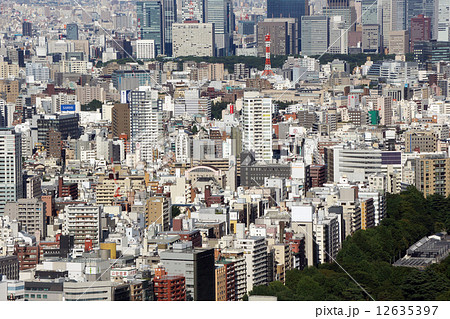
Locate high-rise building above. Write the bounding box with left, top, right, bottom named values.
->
left=112, top=103, right=130, bottom=138
left=415, top=154, right=450, bottom=197
left=172, top=22, right=215, bottom=57
left=66, top=23, right=79, bottom=40
left=0, top=129, right=23, bottom=214
left=388, top=30, right=409, bottom=54
left=267, top=0, right=309, bottom=51
left=362, top=24, right=381, bottom=53
left=438, top=0, right=450, bottom=41
left=181, top=0, right=206, bottom=22
left=163, top=0, right=177, bottom=56
left=4, top=199, right=46, bottom=239
left=410, top=14, right=432, bottom=52
left=145, top=196, right=170, bottom=231
left=63, top=205, right=102, bottom=248
left=22, top=21, right=32, bottom=37
left=160, top=244, right=215, bottom=301
left=242, top=92, right=272, bottom=163
left=301, top=16, right=329, bottom=56
left=137, top=1, right=164, bottom=56
left=129, top=89, right=163, bottom=163
left=257, top=18, right=298, bottom=56
left=205, top=0, right=234, bottom=56
left=406, top=0, right=438, bottom=38
left=361, top=0, right=378, bottom=25
left=234, top=236, right=268, bottom=293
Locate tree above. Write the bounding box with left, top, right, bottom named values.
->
left=81, top=99, right=103, bottom=111
left=210, top=101, right=228, bottom=120
left=171, top=206, right=181, bottom=218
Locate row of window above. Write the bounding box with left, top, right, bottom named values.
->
left=24, top=294, right=48, bottom=299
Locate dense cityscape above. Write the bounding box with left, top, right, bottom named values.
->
left=0, top=0, right=449, bottom=302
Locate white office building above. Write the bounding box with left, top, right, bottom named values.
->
left=136, top=40, right=155, bottom=60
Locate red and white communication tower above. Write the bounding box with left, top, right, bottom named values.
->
left=261, top=33, right=275, bottom=77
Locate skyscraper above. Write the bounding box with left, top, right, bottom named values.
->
left=129, top=89, right=163, bottom=163
left=410, top=14, right=432, bottom=52
left=406, top=0, right=438, bottom=38
left=301, top=15, right=330, bottom=56
left=438, top=0, right=450, bottom=41
left=163, top=0, right=177, bottom=56
left=137, top=1, right=177, bottom=56
left=242, top=92, right=272, bottom=163
left=66, top=23, right=79, bottom=40
left=361, top=0, right=378, bottom=25
left=205, top=0, right=235, bottom=56
left=0, top=128, right=23, bottom=214
left=267, top=0, right=309, bottom=52
left=137, top=1, right=164, bottom=56
left=22, top=21, right=32, bottom=37
left=181, top=0, right=206, bottom=22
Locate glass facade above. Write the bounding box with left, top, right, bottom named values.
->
left=267, top=0, right=308, bottom=51
left=137, top=1, right=164, bottom=56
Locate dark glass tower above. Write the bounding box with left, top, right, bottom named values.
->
left=267, top=0, right=309, bottom=52
left=137, top=1, right=177, bottom=56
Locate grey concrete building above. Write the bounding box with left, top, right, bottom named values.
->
left=301, top=16, right=329, bottom=56
left=160, top=243, right=215, bottom=301
left=4, top=198, right=46, bottom=239
left=0, top=256, right=19, bottom=280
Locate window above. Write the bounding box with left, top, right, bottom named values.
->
left=43, top=295, right=48, bottom=299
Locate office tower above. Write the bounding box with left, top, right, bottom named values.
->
left=163, top=0, right=177, bottom=56
left=66, top=23, right=79, bottom=40
left=160, top=245, right=215, bottom=301
left=362, top=24, right=381, bottom=53
left=301, top=16, right=329, bottom=56
left=205, top=0, right=234, bottom=56
left=329, top=16, right=348, bottom=54
left=137, top=1, right=164, bottom=55
left=410, top=14, right=432, bottom=52
left=137, top=1, right=177, bottom=56
left=322, top=4, right=357, bottom=31
left=145, top=196, right=170, bottom=230
left=4, top=199, right=46, bottom=239
left=361, top=0, right=378, bottom=25
left=181, top=0, right=206, bottom=22
left=129, top=89, right=163, bottom=163
left=112, top=103, right=130, bottom=138
left=388, top=30, right=409, bottom=54
left=64, top=205, right=102, bottom=248
left=0, top=129, right=23, bottom=214
left=242, top=92, right=273, bottom=163
left=391, top=0, right=407, bottom=31
left=257, top=18, right=298, bottom=56
left=22, top=21, right=32, bottom=37
left=35, top=114, right=80, bottom=147
left=267, top=0, right=308, bottom=51
left=438, top=0, right=450, bottom=41
left=136, top=40, right=156, bottom=59
left=172, top=22, right=215, bottom=57
left=406, top=0, right=438, bottom=38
